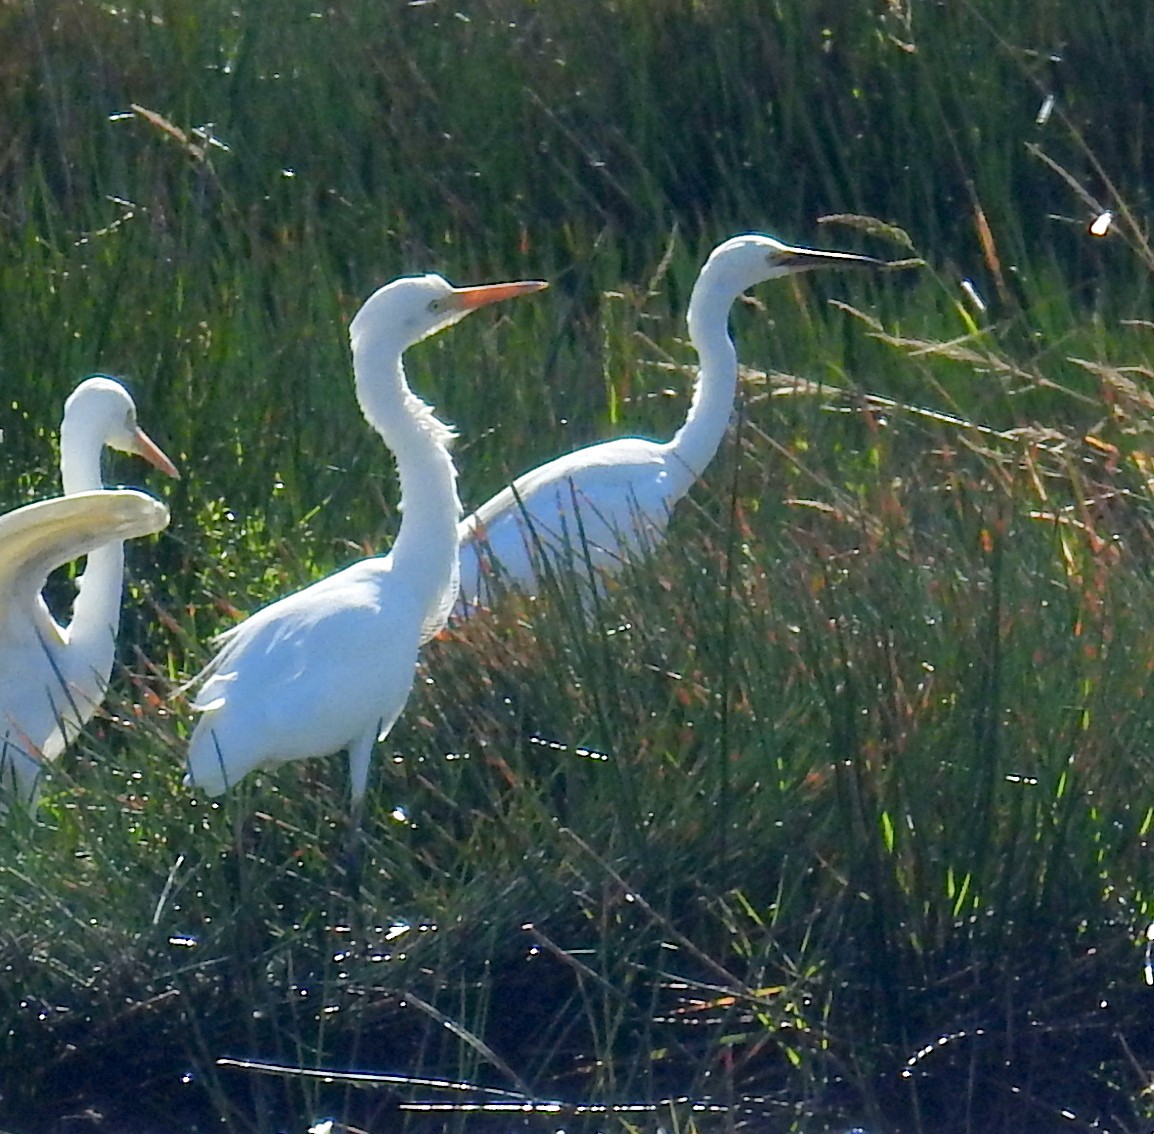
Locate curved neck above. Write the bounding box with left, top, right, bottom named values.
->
left=59, top=416, right=106, bottom=497
left=664, top=279, right=740, bottom=485
left=353, top=332, right=462, bottom=611
left=58, top=409, right=124, bottom=670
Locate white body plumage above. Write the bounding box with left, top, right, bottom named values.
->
left=185, top=273, right=546, bottom=815
left=457, top=233, right=881, bottom=612
left=0, top=377, right=176, bottom=810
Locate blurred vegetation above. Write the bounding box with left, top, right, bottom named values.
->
left=2, top=1, right=1154, bottom=1132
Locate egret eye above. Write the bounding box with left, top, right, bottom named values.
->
left=428, top=298, right=446, bottom=313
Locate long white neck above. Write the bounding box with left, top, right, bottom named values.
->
left=353, top=329, right=462, bottom=625
left=664, top=271, right=741, bottom=491
left=59, top=415, right=124, bottom=669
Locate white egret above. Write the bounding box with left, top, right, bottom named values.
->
left=0, top=375, right=178, bottom=809
left=185, top=273, right=547, bottom=822
left=456, top=233, right=883, bottom=612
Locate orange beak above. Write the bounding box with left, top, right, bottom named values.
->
left=450, top=279, right=549, bottom=312
left=133, top=426, right=181, bottom=479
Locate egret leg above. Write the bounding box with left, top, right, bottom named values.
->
left=340, top=727, right=379, bottom=897
left=347, top=724, right=379, bottom=816
left=341, top=823, right=365, bottom=899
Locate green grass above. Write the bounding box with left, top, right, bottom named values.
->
left=2, top=1, right=1154, bottom=1131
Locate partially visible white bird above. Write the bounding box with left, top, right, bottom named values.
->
left=456, top=233, right=883, bottom=612
left=0, top=375, right=178, bottom=809
left=185, top=273, right=547, bottom=822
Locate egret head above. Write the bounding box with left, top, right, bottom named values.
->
left=701, top=232, right=884, bottom=298
left=351, top=273, right=548, bottom=352
left=62, top=376, right=179, bottom=478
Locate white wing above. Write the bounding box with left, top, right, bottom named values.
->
left=0, top=490, right=169, bottom=625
